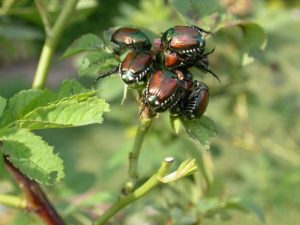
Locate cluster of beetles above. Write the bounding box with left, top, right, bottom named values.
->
left=96, top=25, right=219, bottom=119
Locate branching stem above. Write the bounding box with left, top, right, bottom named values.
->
left=32, top=0, right=79, bottom=89
left=34, top=0, right=52, bottom=35
left=94, top=158, right=174, bottom=225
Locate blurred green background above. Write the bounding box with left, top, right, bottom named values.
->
left=0, top=0, right=300, bottom=224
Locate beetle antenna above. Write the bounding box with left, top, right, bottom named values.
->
left=191, top=26, right=215, bottom=38
left=95, top=66, right=119, bottom=82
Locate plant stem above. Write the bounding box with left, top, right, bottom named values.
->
left=94, top=158, right=174, bottom=225
left=34, top=0, right=52, bottom=35
left=0, top=194, right=26, bottom=209
left=125, top=116, right=152, bottom=193
left=32, top=0, right=79, bottom=89
left=4, top=156, right=65, bottom=225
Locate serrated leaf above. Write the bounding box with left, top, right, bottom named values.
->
left=0, top=128, right=64, bottom=185
left=0, top=96, right=7, bottom=118
left=170, top=0, right=223, bottom=24
left=57, top=79, right=87, bottom=98
left=78, top=51, right=119, bottom=76
left=0, top=89, right=48, bottom=127
left=15, top=92, right=110, bottom=129
left=181, top=116, right=217, bottom=145
left=62, top=33, right=104, bottom=58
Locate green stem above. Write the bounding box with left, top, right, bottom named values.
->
left=94, top=158, right=174, bottom=225
left=34, top=0, right=52, bottom=35
left=125, top=117, right=152, bottom=192
left=0, top=194, right=26, bottom=209
left=32, top=0, right=79, bottom=89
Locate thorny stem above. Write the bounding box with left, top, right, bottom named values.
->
left=124, top=114, right=153, bottom=193
left=4, top=157, right=65, bottom=225
left=32, top=0, right=79, bottom=89
left=94, top=158, right=174, bottom=225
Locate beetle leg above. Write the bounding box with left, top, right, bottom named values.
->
left=95, top=65, right=119, bottom=82
left=204, top=46, right=215, bottom=56
left=196, top=60, right=221, bottom=82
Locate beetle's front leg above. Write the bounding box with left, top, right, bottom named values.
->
left=95, top=65, right=119, bottom=82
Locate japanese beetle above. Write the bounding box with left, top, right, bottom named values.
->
left=145, top=70, right=183, bottom=112
left=184, top=81, right=209, bottom=119
left=161, top=26, right=213, bottom=57
left=111, top=27, right=152, bottom=53
left=169, top=69, right=194, bottom=116
left=119, top=51, right=153, bottom=85
left=95, top=51, right=153, bottom=86
left=158, top=48, right=220, bottom=82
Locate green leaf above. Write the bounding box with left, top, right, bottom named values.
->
left=0, top=89, right=48, bottom=127
left=57, top=79, right=87, bottom=98
left=0, top=128, right=64, bottom=185
left=78, top=51, right=119, bottom=76
left=62, top=33, right=104, bottom=58
left=181, top=116, right=217, bottom=145
left=15, top=91, right=110, bottom=129
left=0, top=96, right=7, bottom=118
left=170, top=0, right=223, bottom=24
left=238, top=22, right=267, bottom=51
left=0, top=80, right=109, bottom=130
left=216, top=20, right=267, bottom=64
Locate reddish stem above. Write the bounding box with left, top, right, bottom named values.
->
left=4, top=156, right=65, bottom=225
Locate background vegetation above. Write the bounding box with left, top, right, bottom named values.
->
left=0, top=0, right=299, bottom=224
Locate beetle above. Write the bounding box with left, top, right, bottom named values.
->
left=184, top=81, right=209, bottom=119
left=145, top=70, right=184, bottom=112
left=161, top=25, right=213, bottom=57
left=158, top=48, right=220, bottom=82
left=119, top=51, right=153, bottom=85
left=169, top=69, right=194, bottom=116
left=111, top=27, right=152, bottom=53
left=95, top=51, right=153, bottom=87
